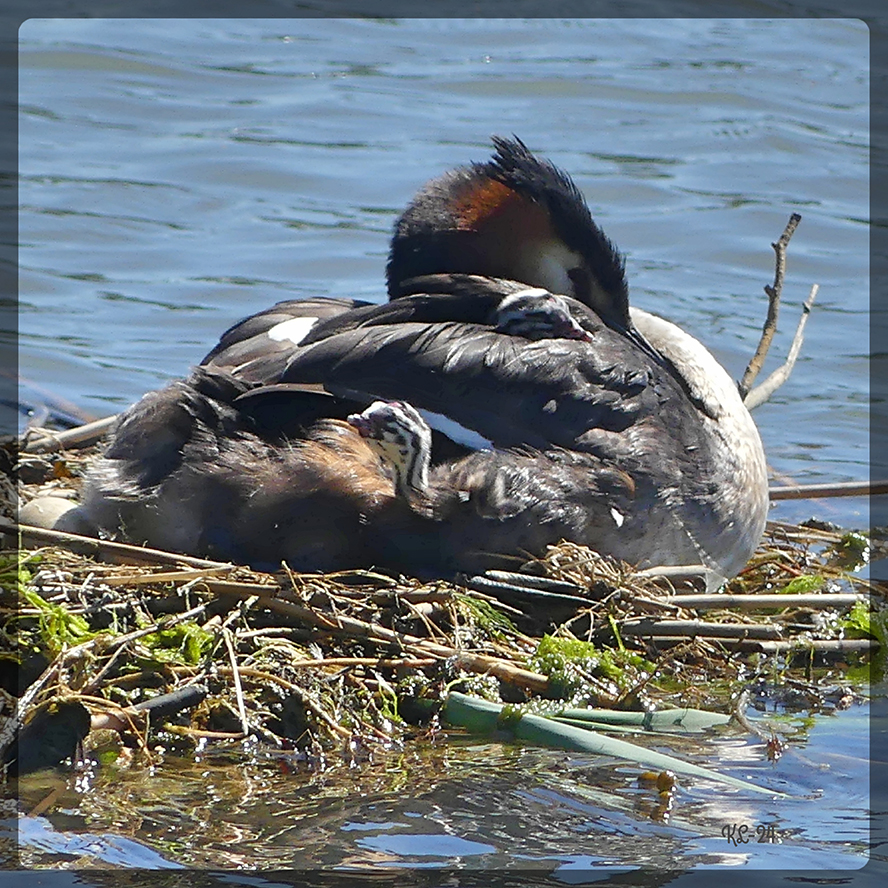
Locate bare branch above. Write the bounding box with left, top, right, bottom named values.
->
left=7, top=522, right=234, bottom=570
left=22, top=414, right=118, bottom=454
left=663, top=592, right=862, bottom=610
left=769, top=478, right=888, bottom=500
left=744, top=283, right=818, bottom=409
left=739, top=213, right=802, bottom=398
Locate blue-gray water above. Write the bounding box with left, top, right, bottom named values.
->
left=15, top=16, right=876, bottom=877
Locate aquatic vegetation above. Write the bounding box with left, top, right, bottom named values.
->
left=528, top=634, right=655, bottom=702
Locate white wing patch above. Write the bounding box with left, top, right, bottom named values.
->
left=267, top=317, right=319, bottom=346
left=610, top=507, right=625, bottom=528
left=417, top=409, right=493, bottom=451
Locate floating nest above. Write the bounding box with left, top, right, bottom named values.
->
left=1, top=433, right=883, bottom=778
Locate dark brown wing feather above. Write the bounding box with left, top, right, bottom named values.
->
left=202, top=297, right=369, bottom=369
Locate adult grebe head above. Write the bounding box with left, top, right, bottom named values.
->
left=387, top=138, right=627, bottom=316
left=386, top=136, right=666, bottom=364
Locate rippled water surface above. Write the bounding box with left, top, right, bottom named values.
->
left=14, top=15, right=875, bottom=879
left=9, top=701, right=879, bottom=874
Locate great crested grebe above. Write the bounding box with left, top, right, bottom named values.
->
left=62, top=137, right=766, bottom=579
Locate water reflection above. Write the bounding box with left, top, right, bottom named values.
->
left=13, top=702, right=871, bottom=873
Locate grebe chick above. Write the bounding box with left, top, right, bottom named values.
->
left=346, top=399, right=637, bottom=576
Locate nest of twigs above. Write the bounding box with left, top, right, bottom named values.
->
left=1, top=434, right=882, bottom=779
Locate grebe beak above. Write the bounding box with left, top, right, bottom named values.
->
left=616, top=321, right=667, bottom=368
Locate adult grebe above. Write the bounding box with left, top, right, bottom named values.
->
left=55, top=138, right=766, bottom=579
left=203, top=138, right=767, bottom=577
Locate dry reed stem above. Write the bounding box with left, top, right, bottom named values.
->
left=222, top=628, right=250, bottom=737
left=769, top=478, right=888, bottom=500
left=164, top=725, right=248, bottom=741
left=21, top=415, right=118, bottom=454
left=286, top=656, right=439, bottom=670
left=101, top=567, right=234, bottom=586
left=12, top=523, right=233, bottom=570
left=664, top=593, right=863, bottom=611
